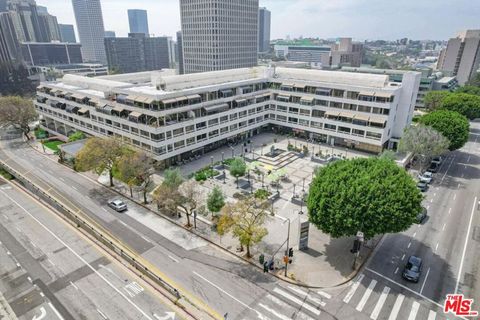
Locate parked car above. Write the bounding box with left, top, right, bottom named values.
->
left=417, top=173, right=432, bottom=184
left=428, top=162, right=440, bottom=173
left=417, top=207, right=427, bottom=224
left=431, top=156, right=443, bottom=165
left=417, top=181, right=428, bottom=192
left=402, top=256, right=422, bottom=282
left=108, top=199, right=128, bottom=212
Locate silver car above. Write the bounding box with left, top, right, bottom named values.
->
left=108, top=199, right=128, bottom=212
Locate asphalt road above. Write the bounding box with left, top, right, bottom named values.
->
left=0, top=177, right=179, bottom=320
left=2, top=119, right=480, bottom=320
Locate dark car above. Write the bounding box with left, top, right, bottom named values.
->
left=402, top=256, right=422, bottom=282
left=108, top=199, right=128, bottom=212
left=417, top=207, right=427, bottom=224
left=417, top=181, right=428, bottom=192
left=428, top=162, right=440, bottom=173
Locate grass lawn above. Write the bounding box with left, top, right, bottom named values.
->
left=42, top=140, right=64, bottom=152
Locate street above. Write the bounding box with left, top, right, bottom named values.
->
left=1, top=122, right=480, bottom=320
left=0, top=177, right=180, bottom=320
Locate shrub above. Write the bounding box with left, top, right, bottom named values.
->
left=254, top=188, right=271, bottom=200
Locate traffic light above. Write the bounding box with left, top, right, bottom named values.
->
left=288, top=248, right=294, bottom=257
left=350, top=239, right=361, bottom=254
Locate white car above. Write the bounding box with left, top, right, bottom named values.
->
left=431, top=157, right=443, bottom=165
left=108, top=199, right=128, bottom=212
left=418, top=172, right=432, bottom=184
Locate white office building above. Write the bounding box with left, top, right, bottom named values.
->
left=180, top=0, right=258, bottom=73
left=71, top=0, right=107, bottom=64
left=34, top=67, right=420, bottom=167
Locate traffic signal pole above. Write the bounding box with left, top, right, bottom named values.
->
left=284, top=218, right=291, bottom=277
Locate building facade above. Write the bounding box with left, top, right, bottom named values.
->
left=258, top=7, right=270, bottom=53
left=6, top=0, right=44, bottom=42
left=274, top=44, right=331, bottom=67
left=59, top=24, right=76, bottom=43
left=127, top=9, right=148, bottom=36
left=437, top=30, right=480, bottom=85
left=180, top=0, right=258, bottom=73
left=71, top=0, right=107, bottom=64
left=37, top=6, right=60, bottom=41
left=0, top=11, right=21, bottom=63
left=35, top=67, right=420, bottom=167
left=104, top=30, right=115, bottom=38
left=21, top=42, right=82, bottom=65
left=176, top=30, right=184, bottom=74
left=104, top=33, right=170, bottom=74
left=330, top=38, right=363, bottom=68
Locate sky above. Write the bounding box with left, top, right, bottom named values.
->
left=38, top=0, right=480, bottom=41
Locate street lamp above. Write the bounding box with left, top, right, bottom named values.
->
left=222, top=151, right=224, bottom=164
left=261, top=173, right=265, bottom=188
left=223, top=170, right=226, bottom=184
left=210, top=156, right=214, bottom=168
left=302, top=178, right=305, bottom=192
left=231, top=147, right=234, bottom=158
left=299, top=201, right=304, bottom=215
left=293, top=184, right=296, bottom=198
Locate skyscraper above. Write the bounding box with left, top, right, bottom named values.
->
left=37, top=5, right=60, bottom=41
left=7, top=0, right=44, bottom=42
left=104, top=30, right=115, bottom=37
left=258, top=7, right=270, bottom=53
left=128, top=9, right=148, bottom=36
left=0, top=0, right=7, bottom=12
left=180, top=0, right=258, bottom=73
left=59, top=24, right=76, bottom=43
left=176, top=30, right=183, bottom=74
left=71, top=0, right=107, bottom=64
left=437, top=30, right=480, bottom=85
left=0, top=12, right=21, bottom=63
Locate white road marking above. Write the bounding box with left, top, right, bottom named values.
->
left=102, top=208, right=108, bottom=213
left=140, top=235, right=151, bottom=243
left=433, top=193, right=436, bottom=197
left=467, top=155, right=471, bottom=162
left=448, top=207, right=452, bottom=215
left=412, top=232, right=416, bottom=238
left=420, top=268, right=430, bottom=294
left=401, top=254, right=405, bottom=261
left=48, top=303, right=64, bottom=320
left=273, top=287, right=321, bottom=316
left=456, top=197, right=478, bottom=294
left=168, top=255, right=179, bottom=263
left=356, top=279, right=377, bottom=312
left=16, top=263, right=21, bottom=268
left=193, top=271, right=267, bottom=319
left=71, top=186, right=77, bottom=191
left=97, top=309, right=108, bottom=319
left=59, top=177, right=65, bottom=182
left=0, top=190, right=154, bottom=320
left=394, top=267, right=399, bottom=274
left=259, top=303, right=293, bottom=320
left=316, top=291, right=331, bottom=299
left=387, top=294, right=404, bottom=320
left=408, top=301, right=420, bottom=320
left=288, top=286, right=326, bottom=307
left=453, top=193, right=457, bottom=200
left=407, top=242, right=411, bottom=248
left=435, top=243, right=439, bottom=252
left=462, top=173, right=464, bottom=178
left=27, top=276, right=32, bottom=283
left=39, top=292, right=45, bottom=297
left=458, top=183, right=461, bottom=188
left=442, top=223, right=446, bottom=231
left=6, top=251, right=11, bottom=255
left=426, top=205, right=430, bottom=210
left=15, top=226, right=21, bottom=232
left=370, top=286, right=390, bottom=320
left=427, top=310, right=436, bottom=320
left=430, top=198, right=433, bottom=203
left=343, top=274, right=364, bottom=303
left=118, top=220, right=128, bottom=227
left=70, top=281, right=78, bottom=290
left=48, top=259, right=56, bottom=267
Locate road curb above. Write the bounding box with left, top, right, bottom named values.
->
left=25, top=139, right=363, bottom=289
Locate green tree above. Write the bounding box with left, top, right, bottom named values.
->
left=457, top=86, right=480, bottom=96
left=75, top=137, right=127, bottom=186
left=162, top=168, right=184, bottom=189
left=0, top=96, right=37, bottom=140
left=378, top=150, right=397, bottom=161
left=116, top=151, right=155, bottom=203
left=153, top=184, right=181, bottom=216
left=217, top=196, right=269, bottom=258
left=440, top=93, right=480, bottom=120
left=398, top=124, right=449, bottom=169
left=207, top=186, right=225, bottom=215
left=419, top=110, right=469, bottom=150
left=0, top=62, right=36, bottom=96
left=307, top=158, right=423, bottom=240
left=67, top=131, right=86, bottom=142
left=178, top=180, right=202, bottom=227
left=423, top=91, right=451, bottom=111
left=229, top=157, right=246, bottom=187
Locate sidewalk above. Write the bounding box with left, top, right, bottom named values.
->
left=29, top=134, right=377, bottom=288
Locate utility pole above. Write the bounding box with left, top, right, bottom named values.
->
left=284, top=218, right=291, bottom=277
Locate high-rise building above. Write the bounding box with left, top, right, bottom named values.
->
left=127, top=9, right=148, bottom=36
left=7, top=0, right=44, bottom=42
left=104, top=30, right=115, bottom=38
left=71, top=0, right=107, bottom=64
left=0, top=12, right=21, bottom=62
left=330, top=38, right=363, bottom=68
left=104, top=33, right=170, bottom=74
left=176, top=30, right=183, bottom=74
left=0, top=0, right=7, bottom=12
left=437, top=30, right=480, bottom=85
left=180, top=0, right=258, bottom=73
left=258, top=7, right=270, bottom=53
left=59, top=24, right=76, bottom=43
left=37, top=5, right=61, bottom=41
left=21, top=42, right=82, bottom=65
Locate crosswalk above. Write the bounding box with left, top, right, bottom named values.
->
left=339, top=273, right=447, bottom=320
left=245, top=285, right=332, bottom=320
